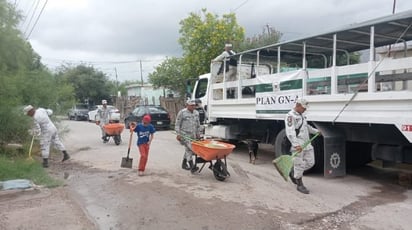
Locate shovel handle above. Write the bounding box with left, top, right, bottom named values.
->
left=127, top=130, right=133, bottom=158
left=28, top=134, right=35, bottom=158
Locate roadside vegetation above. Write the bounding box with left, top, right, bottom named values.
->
left=0, top=155, right=62, bottom=188
left=0, top=1, right=114, bottom=169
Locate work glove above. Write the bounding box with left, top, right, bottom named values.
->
left=196, top=134, right=202, bottom=140
left=46, top=109, right=53, bottom=116
left=28, top=129, right=40, bottom=136
left=129, top=122, right=136, bottom=130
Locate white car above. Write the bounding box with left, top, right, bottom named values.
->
left=88, top=105, right=120, bottom=122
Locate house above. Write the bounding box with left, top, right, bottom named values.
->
left=125, top=83, right=165, bottom=105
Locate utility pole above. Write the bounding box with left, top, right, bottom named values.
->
left=140, top=60, right=144, bottom=87
left=266, top=24, right=271, bottom=36
left=392, top=0, right=396, bottom=14
left=114, top=67, right=119, bottom=96
left=139, top=60, right=144, bottom=104
left=114, top=67, right=120, bottom=112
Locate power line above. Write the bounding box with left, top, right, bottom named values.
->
left=231, top=0, right=249, bottom=12
left=23, top=0, right=40, bottom=37
left=26, top=0, right=48, bottom=40
left=20, top=0, right=36, bottom=29
left=41, top=57, right=166, bottom=65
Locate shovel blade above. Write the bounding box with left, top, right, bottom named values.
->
left=121, top=157, right=133, bottom=168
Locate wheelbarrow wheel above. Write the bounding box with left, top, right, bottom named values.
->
left=212, top=159, right=227, bottom=181
left=213, top=171, right=226, bottom=181
left=103, top=135, right=110, bottom=143
left=114, top=135, right=121, bottom=145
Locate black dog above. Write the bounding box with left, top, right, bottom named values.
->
left=244, top=139, right=260, bottom=164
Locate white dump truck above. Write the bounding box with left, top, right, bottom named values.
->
left=191, top=10, right=412, bottom=177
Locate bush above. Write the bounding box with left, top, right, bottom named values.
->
left=0, top=105, right=31, bottom=145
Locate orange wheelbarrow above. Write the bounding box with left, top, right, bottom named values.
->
left=191, top=140, right=235, bottom=181
left=103, top=123, right=125, bottom=145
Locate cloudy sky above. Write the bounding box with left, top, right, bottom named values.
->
left=13, top=0, right=412, bottom=82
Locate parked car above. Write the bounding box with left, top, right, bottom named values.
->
left=124, top=105, right=171, bottom=130
left=88, top=105, right=120, bottom=122
left=68, top=104, right=89, bottom=121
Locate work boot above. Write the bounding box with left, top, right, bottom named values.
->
left=181, top=159, right=190, bottom=170
left=289, top=168, right=297, bottom=185
left=296, top=178, right=310, bottom=194
left=42, top=158, right=49, bottom=168
left=188, top=160, right=199, bottom=174
left=62, top=151, right=70, bottom=162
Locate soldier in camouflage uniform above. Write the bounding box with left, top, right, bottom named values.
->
left=175, top=99, right=201, bottom=173
left=285, top=98, right=320, bottom=194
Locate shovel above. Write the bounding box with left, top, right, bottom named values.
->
left=27, top=134, right=35, bottom=161
left=272, top=133, right=320, bottom=182
left=121, top=131, right=133, bottom=168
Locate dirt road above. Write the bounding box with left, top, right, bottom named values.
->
left=1, top=120, right=412, bottom=229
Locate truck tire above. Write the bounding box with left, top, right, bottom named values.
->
left=274, top=129, right=291, bottom=158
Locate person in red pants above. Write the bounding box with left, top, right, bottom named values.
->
left=130, top=115, right=155, bottom=176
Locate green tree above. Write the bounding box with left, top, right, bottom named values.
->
left=238, top=27, right=282, bottom=51
left=56, top=64, right=114, bottom=105
left=179, top=9, right=244, bottom=78
left=148, top=57, right=187, bottom=97
left=148, top=9, right=244, bottom=98
left=0, top=0, right=74, bottom=145
left=0, top=1, right=42, bottom=72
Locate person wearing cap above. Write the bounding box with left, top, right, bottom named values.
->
left=213, top=43, right=237, bottom=82
left=23, top=105, right=70, bottom=168
left=175, top=99, right=201, bottom=173
left=96, top=100, right=111, bottom=143
left=130, top=115, right=155, bottom=176
left=285, top=98, right=320, bottom=194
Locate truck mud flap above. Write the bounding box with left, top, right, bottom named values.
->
left=313, top=122, right=346, bottom=177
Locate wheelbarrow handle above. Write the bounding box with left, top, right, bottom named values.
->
left=173, top=131, right=202, bottom=144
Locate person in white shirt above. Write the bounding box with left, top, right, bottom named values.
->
left=24, top=105, right=70, bottom=168
left=213, top=43, right=237, bottom=82
left=96, top=100, right=111, bottom=143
